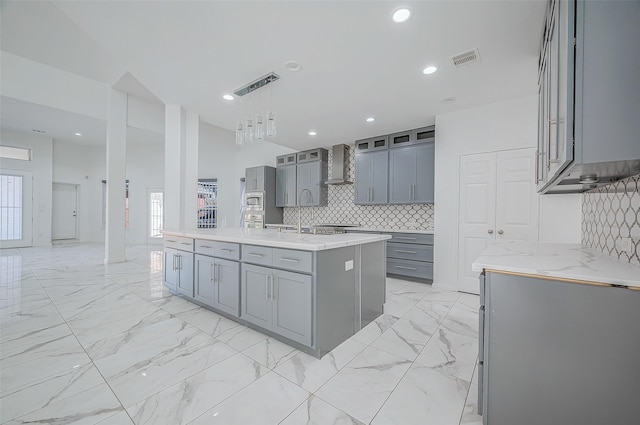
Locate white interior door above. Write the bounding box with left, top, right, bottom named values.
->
left=495, top=149, right=539, bottom=241
left=52, top=183, right=77, bottom=240
left=0, top=170, right=33, bottom=248
left=458, top=153, right=496, bottom=294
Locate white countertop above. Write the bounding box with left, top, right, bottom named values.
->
left=348, top=227, right=434, bottom=235
left=472, top=241, right=640, bottom=288
left=164, top=228, right=391, bottom=251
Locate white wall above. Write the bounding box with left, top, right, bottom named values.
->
left=0, top=129, right=53, bottom=246
left=434, top=95, right=582, bottom=290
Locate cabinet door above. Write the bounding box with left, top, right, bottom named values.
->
left=354, top=154, right=372, bottom=204
left=255, top=167, right=265, bottom=191
left=285, top=165, right=297, bottom=207
left=275, top=167, right=286, bottom=207
left=176, top=252, right=194, bottom=297
left=213, top=258, right=240, bottom=317
left=370, top=150, right=389, bottom=204
left=245, top=168, right=257, bottom=191
left=194, top=254, right=215, bottom=306
left=163, top=249, right=178, bottom=291
left=355, top=151, right=388, bottom=205
left=413, top=143, right=435, bottom=203
left=240, top=264, right=271, bottom=329
left=271, top=269, right=312, bottom=346
left=297, top=162, right=322, bottom=206
left=388, top=147, right=414, bottom=204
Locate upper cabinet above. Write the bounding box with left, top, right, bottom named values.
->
left=537, top=0, right=640, bottom=194
left=245, top=166, right=266, bottom=192
left=275, top=149, right=328, bottom=207
left=355, top=125, right=435, bottom=205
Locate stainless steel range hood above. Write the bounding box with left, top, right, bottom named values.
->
left=325, top=144, right=352, bottom=185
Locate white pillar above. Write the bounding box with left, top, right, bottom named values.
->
left=104, top=89, right=127, bottom=264
left=164, top=105, right=199, bottom=231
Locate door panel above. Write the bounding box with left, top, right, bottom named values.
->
left=370, top=150, right=389, bottom=204
left=458, top=153, right=496, bottom=295
left=163, top=249, right=178, bottom=291
left=52, top=183, right=77, bottom=240
left=389, top=147, right=413, bottom=203
left=414, top=143, right=435, bottom=203
left=215, top=258, right=240, bottom=317
left=272, top=270, right=312, bottom=346
left=240, top=264, right=271, bottom=328
left=176, top=252, right=194, bottom=297
left=194, top=255, right=215, bottom=305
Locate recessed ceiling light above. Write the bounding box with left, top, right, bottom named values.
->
left=222, top=94, right=234, bottom=101
left=74, top=132, right=82, bottom=136
left=284, top=61, right=302, bottom=72
left=392, top=8, right=411, bottom=23
left=422, top=66, right=438, bottom=75
left=308, top=131, right=317, bottom=136
left=366, top=117, right=376, bottom=123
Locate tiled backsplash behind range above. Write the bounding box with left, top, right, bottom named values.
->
left=283, top=146, right=434, bottom=230
left=582, top=174, right=640, bottom=266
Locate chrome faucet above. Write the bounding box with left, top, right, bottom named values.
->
left=297, top=188, right=313, bottom=234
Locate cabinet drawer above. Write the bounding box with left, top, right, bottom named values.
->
left=272, top=248, right=313, bottom=274
left=387, top=258, right=433, bottom=280
left=387, top=242, right=433, bottom=262
left=164, top=236, right=194, bottom=251
left=195, top=240, right=240, bottom=260
left=389, top=233, right=433, bottom=245
left=241, top=245, right=273, bottom=267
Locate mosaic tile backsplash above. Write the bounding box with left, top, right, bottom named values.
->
left=582, top=174, right=640, bottom=266
left=283, top=146, right=435, bottom=230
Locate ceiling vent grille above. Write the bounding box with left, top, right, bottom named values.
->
left=234, top=72, right=280, bottom=97
left=451, top=48, right=481, bottom=67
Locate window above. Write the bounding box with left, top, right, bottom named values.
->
left=0, top=146, right=31, bottom=161
left=197, top=179, right=217, bottom=229
left=149, top=191, right=163, bottom=238
left=0, top=175, right=23, bottom=240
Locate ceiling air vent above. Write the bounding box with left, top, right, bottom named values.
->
left=234, top=72, right=280, bottom=97
left=451, top=48, right=481, bottom=67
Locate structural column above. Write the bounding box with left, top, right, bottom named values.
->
left=104, top=89, right=127, bottom=264
left=164, top=105, right=199, bottom=231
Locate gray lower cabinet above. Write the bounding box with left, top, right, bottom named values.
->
left=355, top=150, right=388, bottom=205
left=164, top=247, right=194, bottom=297
left=479, top=271, right=640, bottom=425
left=194, top=254, right=240, bottom=317
left=240, top=263, right=312, bottom=346
left=389, top=143, right=434, bottom=204
left=386, top=233, right=434, bottom=280
left=276, top=165, right=297, bottom=207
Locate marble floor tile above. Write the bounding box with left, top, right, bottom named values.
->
left=414, top=327, right=479, bottom=382
left=315, top=346, right=413, bottom=424
left=107, top=338, right=238, bottom=407
left=1, top=333, right=83, bottom=369
left=401, top=299, right=451, bottom=328
left=274, top=338, right=367, bottom=393
left=175, top=307, right=242, bottom=337
left=383, top=294, right=420, bottom=317
left=457, top=292, right=480, bottom=311
left=6, top=382, right=123, bottom=425
left=422, top=289, right=461, bottom=303
left=242, top=336, right=300, bottom=369
left=460, top=377, right=483, bottom=425
left=0, top=321, right=72, bottom=357
left=440, top=303, right=479, bottom=339
left=127, top=353, right=268, bottom=425
left=0, top=363, right=105, bottom=423
left=0, top=310, right=66, bottom=339
left=279, top=395, right=365, bottom=425
left=59, top=291, right=147, bottom=321
left=216, top=324, right=270, bottom=351
left=371, top=364, right=470, bottom=425
left=351, top=314, right=399, bottom=346
left=187, top=372, right=309, bottom=425
left=0, top=286, right=49, bottom=307
left=95, top=411, right=135, bottom=425
left=65, top=301, right=161, bottom=334
left=0, top=298, right=59, bottom=323
left=385, top=277, right=409, bottom=294
left=392, top=281, right=433, bottom=300
left=370, top=317, right=438, bottom=361
left=151, top=294, right=201, bottom=315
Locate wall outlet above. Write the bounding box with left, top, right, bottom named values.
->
left=345, top=260, right=354, bottom=271
left=616, top=237, right=633, bottom=254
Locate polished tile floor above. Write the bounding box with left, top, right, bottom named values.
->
left=0, top=243, right=483, bottom=425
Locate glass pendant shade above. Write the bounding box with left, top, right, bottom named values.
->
left=235, top=121, right=244, bottom=145
left=266, top=111, right=276, bottom=138
left=244, top=118, right=254, bottom=144
left=255, top=115, right=264, bottom=141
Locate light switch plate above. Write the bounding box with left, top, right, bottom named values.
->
left=345, top=260, right=354, bottom=271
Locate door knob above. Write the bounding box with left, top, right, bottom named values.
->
left=488, top=230, right=494, bottom=234
left=498, top=230, right=504, bottom=235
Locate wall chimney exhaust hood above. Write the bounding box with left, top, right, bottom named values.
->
left=325, top=144, right=352, bottom=185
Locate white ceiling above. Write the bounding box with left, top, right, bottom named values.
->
left=0, top=0, right=547, bottom=151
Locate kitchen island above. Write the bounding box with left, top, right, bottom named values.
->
left=163, top=228, right=391, bottom=358
left=473, top=241, right=640, bottom=425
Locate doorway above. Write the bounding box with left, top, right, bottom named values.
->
left=52, top=182, right=78, bottom=240
left=0, top=170, right=33, bottom=248
left=458, top=148, right=539, bottom=294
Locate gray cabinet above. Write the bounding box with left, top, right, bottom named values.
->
left=296, top=161, right=327, bottom=207
left=194, top=254, right=240, bottom=317
left=389, top=143, right=435, bottom=204
left=479, top=270, right=640, bottom=425
left=276, top=165, right=297, bottom=207
left=537, top=0, right=640, bottom=193
left=245, top=166, right=265, bottom=192
left=386, top=233, right=433, bottom=281
left=355, top=150, right=388, bottom=205
left=240, top=263, right=312, bottom=346
left=355, top=135, right=388, bottom=153
left=389, top=126, right=435, bottom=148
left=164, top=247, right=194, bottom=297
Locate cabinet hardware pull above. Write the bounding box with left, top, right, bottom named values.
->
left=395, top=265, right=417, bottom=270
left=180, top=242, right=191, bottom=245
left=396, top=237, right=417, bottom=240
left=498, top=230, right=504, bottom=235
left=177, top=255, right=182, bottom=270
left=488, top=230, right=494, bottom=235
left=535, top=150, right=539, bottom=183
left=269, top=275, right=274, bottom=301
left=265, top=275, right=270, bottom=300
left=220, top=248, right=233, bottom=253
left=215, top=264, right=219, bottom=282
left=210, top=263, right=215, bottom=283
left=396, top=250, right=416, bottom=254
left=278, top=257, right=300, bottom=263
left=172, top=254, right=176, bottom=271
left=247, top=253, right=263, bottom=258
left=166, top=239, right=177, bottom=243
left=200, top=245, right=212, bottom=249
